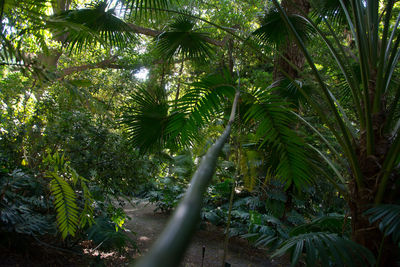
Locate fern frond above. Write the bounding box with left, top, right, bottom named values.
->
left=177, top=71, right=235, bottom=127
left=49, top=172, right=79, bottom=239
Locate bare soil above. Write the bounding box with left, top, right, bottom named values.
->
left=125, top=200, right=283, bottom=267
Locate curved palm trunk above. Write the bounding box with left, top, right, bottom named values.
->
left=133, top=91, right=240, bottom=267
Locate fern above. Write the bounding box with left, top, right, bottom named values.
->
left=49, top=172, right=79, bottom=239
left=44, top=152, right=94, bottom=239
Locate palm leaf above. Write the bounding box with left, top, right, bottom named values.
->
left=122, top=72, right=235, bottom=152
left=51, top=1, right=135, bottom=52
left=273, top=232, right=375, bottom=267
left=253, top=8, right=314, bottom=48
left=122, top=85, right=170, bottom=152
left=365, top=204, right=400, bottom=245
left=177, top=71, right=236, bottom=127
left=121, top=0, right=174, bottom=18
left=155, top=15, right=214, bottom=62
left=244, top=88, right=312, bottom=189
left=290, top=214, right=350, bottom=236
left=310, top=0, right=350, bottom=25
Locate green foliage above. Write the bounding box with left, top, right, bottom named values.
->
left=155, top=15, right=214, bottom=61
left=253, top=8, right=314, bottom=48
left=122, top=85, right=170, bottom=152
left=87, top=215, right=135, bottom=253
left=122, top=71, right=236, bottom=152
left=49, top=172, right=79, bottom=239
left=52, top=1, right=135, bottom=52
left=272, top=232, right=375, bottom=267
left=144, top=152, right=193, bottom=212
left=44, top=152, right=94, bottom=239
left=122, top=0, right=174, bottom=18
left=290, top=214, right=350, bottom=236
left=0, top=169, right=55, bottom=236
left=245, top=88, right=312, bottom=189
left=365, top=204, right=400, bottom=245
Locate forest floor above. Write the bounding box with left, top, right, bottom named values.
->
left=126, top=200, right=282, bottom=267
left=0, top=200, right=285, bottom=266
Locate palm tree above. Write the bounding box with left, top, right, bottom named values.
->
left=267, top=0, right=400, bottom=264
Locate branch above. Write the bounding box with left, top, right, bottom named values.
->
left=133, top=90, right=240, bottom=267
left=58, top=57, right=134, bottom=78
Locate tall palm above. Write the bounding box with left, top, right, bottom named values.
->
left=266, top=0, right=400, bottom=263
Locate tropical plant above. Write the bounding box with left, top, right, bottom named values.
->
left=44, top=152, right=94, bottom=239
left=0, top=168, right=55, bottom=237
left=262, top=0, right=400, bottom=263
left=366, top=204, right=400, bottom=246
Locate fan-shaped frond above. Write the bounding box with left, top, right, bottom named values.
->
left=49, top=172, right=79, bottom=239
left=155, top=15, right=214, bottom=61
left=365, top=204, right=400, bottom=245
left=253, top=8, right=314, bottom=48
left=121, top=0, right=174, bottom=18
left=310, top=0, right=350, bottom=25
left=245, top=89, right=312, bottom=189
left=273, top=232, right=375, bottom=267
left=122, top=85, right=170, bottom=152
left=51, top=1, right=135, bottom=52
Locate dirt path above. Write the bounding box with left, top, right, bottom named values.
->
left=124, top=201, right=281, bottom=267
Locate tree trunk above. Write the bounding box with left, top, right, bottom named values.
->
left=273, top=0, right=310, bottom=81
left=351, top=114, right=400, bottom=265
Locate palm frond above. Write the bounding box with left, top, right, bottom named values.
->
left=272, top=232, right=375, bottom=267
left=290, top=214, right=350, bottom=236
left=155, top=15, right=214, bottom=62
left=253, top=8, right=314, bottom=48
left=121, top=0, right=174, bottom=18
left=244, top=88, right=312, bottom=189
left=365, top=204, right=400, bottom=245
left=310, top=0, right=350, bottom=25
left=50, top=1, right=135, bottom=52
left=122, top=85, right=170, bottom=152
left=49, top=172, right=79, bottom=239
left=122, top=71, right=235, bottom=152
left=177, top=71, right=236, bottom=127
